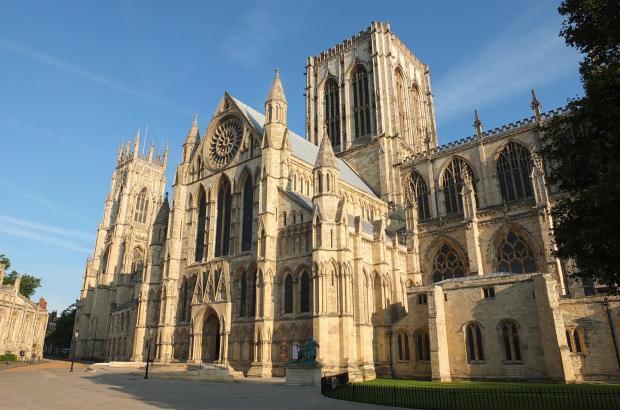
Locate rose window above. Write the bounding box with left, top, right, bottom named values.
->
left=207, top=117, right=243, bottom=169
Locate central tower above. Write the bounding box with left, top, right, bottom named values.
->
left=305, top=21, right=438, bottom=205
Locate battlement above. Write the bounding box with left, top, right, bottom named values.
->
left=309, top=21, right=390, bottom=64
left=398, top=106, right=568, bottom=164
left=116, top=131, right=168, bottom=169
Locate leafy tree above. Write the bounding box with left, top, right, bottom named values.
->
left=542, top=0, right=620, bottom=289
left=0, top=254, right=10, bottom=270
left=45, top=302, right=78, bottom=350
left=2, top=271, right=42, bottom=299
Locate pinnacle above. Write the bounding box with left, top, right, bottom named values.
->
left=315, top=125, right=338, bottom=169
left=267, top=68, right=287, bottom=103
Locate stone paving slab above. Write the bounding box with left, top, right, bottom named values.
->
left=0, top=360, right=401, bottom=409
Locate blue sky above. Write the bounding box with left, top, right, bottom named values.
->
left=0, top=0, right=582, bottom=312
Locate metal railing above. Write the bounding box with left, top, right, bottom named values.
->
left=320, top=374, right=620, bottom=410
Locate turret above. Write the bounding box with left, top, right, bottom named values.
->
left=474, top=110, right=483, bottom=141
left=264, top=69, right=287, bottom=148
left=133, top=129, right=141, bottom=158
left=313, top=126, right=340, bottom=196
left=183, top=114, right=200, bottom=163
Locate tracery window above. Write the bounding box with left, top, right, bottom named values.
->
left=442, top=158, right=476, bottom=215
left=397, top=333, right=411, bottom=361
left=351, top=65, right=372, bottom=139
left=284, top=274, right=293, bottom=314
left=300, top=271, right=310, bottom=313
left=134, top=188, right=149, bottom=223
left=215, top=177, right=232, bottom=257
left=431, top=243, right=466, bottom=283
left=501, top=320, right=522, bottom=361
left=495, top=230, right=537, bottom=273
left=373, top=274, right=383, bottom=313
left=497, top=142, right=534, bottom=202
left=324, top=78, right=341, bottom=147
left=405, top=171, right=430, bottom=220
left=466, top=323, right=484, bottom=362
left=241, top=176, right=253, bottom=251
left=416, top=331, right=431, bottom=361
left=130, top=247, right=144, bottom=281
left=409, top=85, right=422, bottom=148
left=195, top=190, right=207, bottom=262
left=395, top=69, right=410, bottom=146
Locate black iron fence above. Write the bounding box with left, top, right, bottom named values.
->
left=320, top=374, right=620, bottom=410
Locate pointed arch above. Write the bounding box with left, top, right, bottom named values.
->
left=440, top=157, right=477, bottom=215
left=404, top=170, right=430, bottom=220
left=324, top=77, right=341, bottom=147
left=134, top=187, right=149, bottom=224
left=491, top=226, right=538, bottom=274
left=394, top=67, right=410, bottom=146
left=241, top=171, right=254, bottom=251
left=215, top=175, right=232, bottom=257
left=351, top=64, right=372, bottom=139
left=428, top=238, right=468, bottom=283
left=195, top=186, right=208, bottom=262
left=496, top=141, right=534, bottom=202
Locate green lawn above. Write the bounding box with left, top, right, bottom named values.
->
left=323, top=378, right=620, bottom=410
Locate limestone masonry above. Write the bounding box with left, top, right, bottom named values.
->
left=75, top=22, right=620, bottom=382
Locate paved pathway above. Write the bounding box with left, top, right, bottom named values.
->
left=0, top=360, right=398, bottom=409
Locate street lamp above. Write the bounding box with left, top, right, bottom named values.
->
left=144, top=328, right=155, bottom=380
left=69, top=329, right=79, bottom=373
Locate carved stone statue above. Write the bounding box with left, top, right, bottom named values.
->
left=295, top=338, right=319, bottom=364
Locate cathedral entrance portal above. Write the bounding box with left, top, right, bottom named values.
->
left=201, top=312, right=220, bottom=363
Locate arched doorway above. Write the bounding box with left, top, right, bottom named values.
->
left=202, top=313, right=220, bottom=363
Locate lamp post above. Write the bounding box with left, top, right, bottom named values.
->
left=69, top=329, right=79, bottom=373
left=144, top=328, right=155, bottom=379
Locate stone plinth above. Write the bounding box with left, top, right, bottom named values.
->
left=284, top=363, right=322, bottom=386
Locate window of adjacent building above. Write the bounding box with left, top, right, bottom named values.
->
left=442, top=158, right=476, bottom=215
left=241, top=176, right=253, bottom=252
left=501, top=320, right=522, bottom=361
left=215, top=177, right=232, bottom=257
left=483, top=287, right=495, bottom=299
left=351, top=65, right=372, bottom=140
left=134, top=188, right=149, bottom=223
left=466, top=323, right=484, bottom=362
left=416, top=331, right=431, bottom=361
left=566, top=326, right=587, bottom=353
left=417, top=294, right=428, bottom=304
left=495, top=230, right=537, bottom=274
left=398, top=333, right=411, bottom=361
left=195, top=189, right=208, bottom=262
left=497, top=142, right=534, bottom=202
left=284, top=274, right=293, bottom=314
left=300, top=271, right=310, bottom=313
left=405, top=171, right=430, bottom=220
left=324, top=78, right=341, bottom=147
left=431, top=243, right=466, bottom=283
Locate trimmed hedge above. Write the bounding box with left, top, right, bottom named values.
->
left=0, top=353, right=18, bottom=362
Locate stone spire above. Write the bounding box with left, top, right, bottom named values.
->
left=473, top=110, right=483, bottom=140
left=531, top=89, right=542, bottom=124
left=314, top=126, right=338, bottom=169
left=183, top=115, right=200, bottom=162
left=133, top=129, right=141, bottom=158
left=267, top=68, right=287, bottom=104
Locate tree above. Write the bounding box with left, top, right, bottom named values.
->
left=0, top=254, right=11, bottom=270
left=542, top=0, right=620, bottom=290
left=2, top=271, right=42, bottom=299
left=45, top=302, right=77, bottom=350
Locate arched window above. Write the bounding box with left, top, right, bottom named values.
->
left=404, top=334, right=410, bottom=360
left=195, top=190, right=207, bottom=262
left=284, top=274, right=293, bottom=314
left=395, top=69, right=410, bottom=145
left=215, top=177, right=232, bottom=257
left=567, top=326, right=587, bottom=353
left=398, top=334, right=404, bottom=360
left=466, top=323, right=484, bottom=362
left=373, top=274, right=383, bottom=313
left=442, top=158, right=476, bottom=215
left=405, top=172, right=430, bottom=220
left=409, top=85, right=422, bottom=148
left=416, top=331, right=431, bottom=361
left=131, top=247, right=144, bottom=281
left=315, top=221, right=322, bottom=248
left=501, top=321, right=522, bottom=361
left=317, top=172, right=323, bottom=193
left=134, top=188, right=149, bottom=223
left=300, top=271, right=310, bottom=313
left=239, top=271, right=247, bottom=317
left=241, top=176, right=253, bottom=251
left=497, top=142, right=534, bottom=202
left=495, top=230, right=537, bottom=273
left=250, top=270, right=257, bottom=317
left=432, top=243, right=466, bottom=283
left=282, top=211, right=287, bottom=227
left=324, top=78, right=341, bottom=147
left=351, top=65, right=371, bottom=139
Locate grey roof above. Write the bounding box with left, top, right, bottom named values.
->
left=281, top=189, right=313, bottom=211
left=230, top=96, right=378, bottom=197
left=436, top=272, right=522, bottom=285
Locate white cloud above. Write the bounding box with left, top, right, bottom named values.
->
left=0, top=39, right=191, bottom=116
left=0, top=215, right=92, bottom=253
left=433, top=15, right=581, bottom=123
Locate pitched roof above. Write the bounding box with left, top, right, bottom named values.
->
left=230, top=96, right=377, bottom=197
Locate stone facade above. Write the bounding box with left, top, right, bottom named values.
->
left=0, top=265, right=48, bottom=360
left=75, top=22, right=620, bottom=382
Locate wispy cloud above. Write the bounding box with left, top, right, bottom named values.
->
left=222, top=0, right=297, bottom=67
left=433, top=14, right=581, bottom=124
left=0, top=214, right=93, bottom=253
left=0, top=39, right=191, bottom=116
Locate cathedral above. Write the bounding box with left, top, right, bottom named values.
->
left=75, top=22, right=620, bottom=382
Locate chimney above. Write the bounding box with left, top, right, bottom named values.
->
left=38, top=297, right=48, bottom=310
